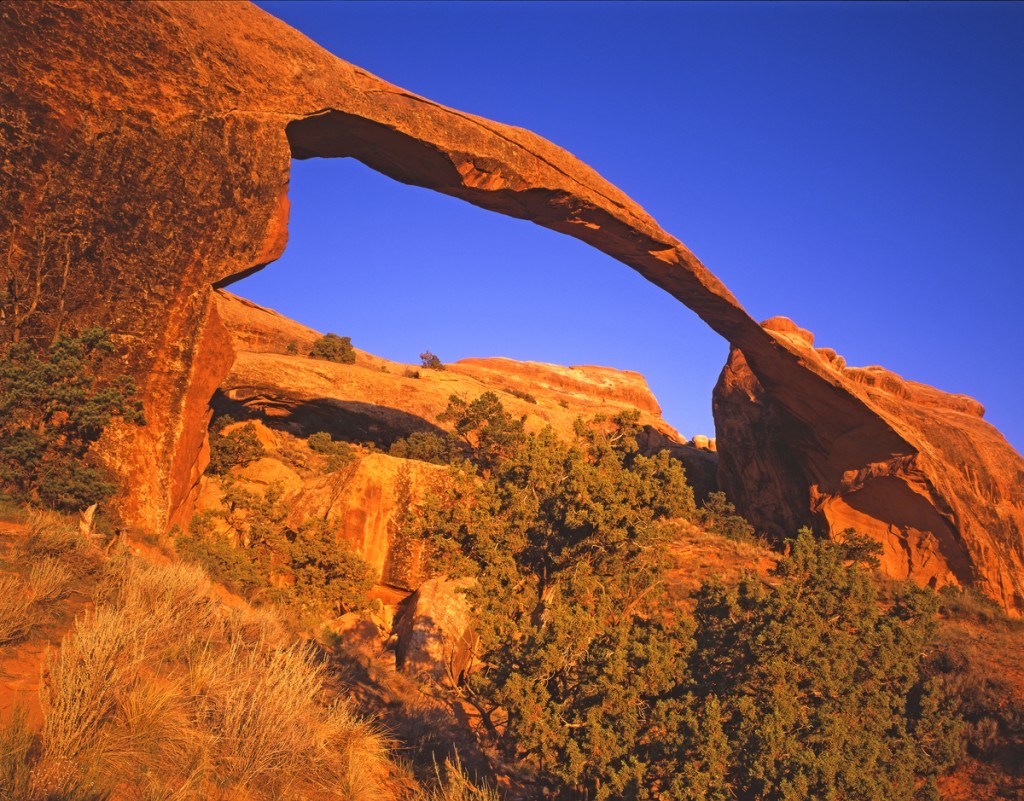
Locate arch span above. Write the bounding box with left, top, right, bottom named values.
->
left=2, top=1, right=1021, bottom=609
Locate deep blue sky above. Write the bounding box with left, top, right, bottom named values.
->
left=243, top=1, right=1024, bottom=451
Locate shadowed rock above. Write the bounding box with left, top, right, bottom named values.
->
left=1, top=1, right=1021, bottom=611
left=715, top=318, right=1024, bottom=611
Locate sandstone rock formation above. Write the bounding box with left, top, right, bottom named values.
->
left=715, top=318, right=1024, bottom=609
left=1, top=2, right=1022, bottom=611
left=202, top=291, right=707, bottom=583
left=213, top=291, right=689, bottom=449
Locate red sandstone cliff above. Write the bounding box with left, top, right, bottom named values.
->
left=715, top=318, right=1024, bottom=611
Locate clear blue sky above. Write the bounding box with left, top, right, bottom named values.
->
left=242, top=1, right=1024, bottom=451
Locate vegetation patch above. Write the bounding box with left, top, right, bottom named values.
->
left=398, top=394, right=961, bottom=799
left=207, top=416, right=264, bottom=475
left=310, top=333, right=356, bottom=364
left=0, top=329, right=143, bottom=512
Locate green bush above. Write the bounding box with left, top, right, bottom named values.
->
left=307, top=432, right=355, bottom=472
left=0, top=329, right=143, bottom=511
left=207, top=417, right=264, bottom=475
left=176, top=514, right=269, bottom=595
left=288, top=519, right=376, bottom=616
left=420, top=350, right=445, bottom=370
left=409, top=397, right=697, bottom=796
left=696, top=490, right=755, bottom=541
left=389, top=431, right=459, bottom=465
left=403, top=395, right=959, bottom=798
left=670, top=530, right=962, bottom=801
left=309, top=333, right=355, bottom=364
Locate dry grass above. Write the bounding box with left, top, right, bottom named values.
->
left=0, top=574, right=34, bottom=646
left=19, top=510, right=101, bottom=581
left=0, top=706, right=35, bottom=801
left=429, top=756, right=501, bottom=801
left=14, top=554, right=401, bottom=801
left=26, top=558, right=74, bottom=604
left=0, top=552, right=76, bottom=647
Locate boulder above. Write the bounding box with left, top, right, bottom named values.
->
left=235, top=457, right=303, bottom=497
left=394, top=578, right=476, bottom=686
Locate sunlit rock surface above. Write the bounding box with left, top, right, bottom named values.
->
left=2, top=1, right=1021, bottom=610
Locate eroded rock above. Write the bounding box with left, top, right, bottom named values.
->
left=715, top=318, right=1024, bottom=611
left=394, top=578, right=477, bottom=686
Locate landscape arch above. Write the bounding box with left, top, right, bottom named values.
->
left=2, top=1, right=1021, bottom=610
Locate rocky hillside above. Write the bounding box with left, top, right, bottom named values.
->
left=191, top=290, right=717, bottom=586
left=213, top=290, right=700, bottom=448
left=5, top=1, right=1021, bottom=614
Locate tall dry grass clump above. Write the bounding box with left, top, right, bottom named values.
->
left=0, top=706, right=35, bottom=801
left=19, top=554, right=400, bottom=801
left=0, top=560, right=73, bottom=646
left=26, top=558, right=74, bottom=603
left=0, top=574, right=34, bottom=646
left=22, top=510, right=88, bottom=559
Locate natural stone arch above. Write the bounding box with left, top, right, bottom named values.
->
left=1, top=1, right=1021, bottom=610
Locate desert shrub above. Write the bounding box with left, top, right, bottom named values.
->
left=308, top=431, right=356, bottom=472
left=26, top=558, right=73, bottom=604
left=668, top=530, right=962, bottom=801
left=0, top=706, right=35, bottom=801
left=438, top=392, right=526, bottom=475
left=410, top=397, right=696, bottom=797
left=503, top=386, right=537, bottom=404
left=937, top=584, right=1010, bottom=626
left=389, top=431, right=459, bottom=465
left=407, top=395, right=958, bottom=798
left=0, top=496, right=29, bottom=523
left=310, top=333, right=356, bottom=364
left=420, top=351, right=445, bottom=370
left=404, top=368, right=421, bottom=379
left=925, top=631, right=1024, bottom=769
left=383, top=466, right=425, bottom=589
left=207, top=416, right=264, bottom=475
left=695, top=490, right=755, bottom=541
left=0, top=329, right=144, bottom=511
left=20, top=510, right=99, bottom=577
left=430, top=756, right=501, bottom=801
left=286, top=341, right=299, bottom=354
left=308, top=431, right=340, bottom=454
left=289, top=519, right=376, bottom=617
left=177, top=515, right=269, bottom=595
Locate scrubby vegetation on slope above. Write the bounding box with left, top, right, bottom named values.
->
left=0, top=513, right=497, bottom=801
left=393, top=394, right=962, bottom=799
left=2, top=332, right=1018, bottom=799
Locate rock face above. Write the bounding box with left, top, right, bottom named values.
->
left=202, top=291, right=702, bottom=583
left=1, top=2, right=1022, bottom=611
left=394, top=578, right=477, bottom=686
left=715, top=318, right=1024, bottom=611
left=213, top=291, right=687, bottom=449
